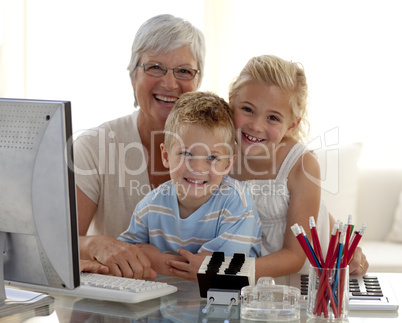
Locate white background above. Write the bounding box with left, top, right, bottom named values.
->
left=1, top=0, right=401, bottom=168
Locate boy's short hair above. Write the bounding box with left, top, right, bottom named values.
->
left=164, top=91, right=235, bottom=153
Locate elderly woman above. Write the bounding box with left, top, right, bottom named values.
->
left=75, top=14, right=205, bottom=279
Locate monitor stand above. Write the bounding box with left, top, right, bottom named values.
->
left=0, top=232, right=54, bottom=318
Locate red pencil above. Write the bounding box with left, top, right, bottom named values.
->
left=325, top=223, right=339, bottom=268
left=315, top=221, right=345, bottom=317
left=347, top=223, right=367, bottom=264
left=342, top=215, right=353, bottom=267
left=294, top=219, right=367, bottom=319
left=310, top=216, right=324, bottom=265
left=313, top=223, right=339, bottom=316
left=291, top=224, right=319, bottom=267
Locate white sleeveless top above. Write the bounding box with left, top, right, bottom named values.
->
left=242, top=142, right=330, bottom=274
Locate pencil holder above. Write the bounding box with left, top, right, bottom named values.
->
left=307, top=265, right=349, bottom=321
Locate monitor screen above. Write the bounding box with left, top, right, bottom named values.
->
left=0, top=98, right=80, bottom=307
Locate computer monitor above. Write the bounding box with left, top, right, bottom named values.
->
left=0, top=98, right=80, bottom=316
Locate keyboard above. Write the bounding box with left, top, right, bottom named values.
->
left=290, top=273, right=399, bottom=311
left=14, top=273, right=178, bottom=304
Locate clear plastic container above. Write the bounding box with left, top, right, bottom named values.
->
left=240, top=277, right=300, bottom=321
left=306, top=265, right=349, bottom=321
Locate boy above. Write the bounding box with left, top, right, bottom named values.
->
left=118, top=91, right=261, bottom=279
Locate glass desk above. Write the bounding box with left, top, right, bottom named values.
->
left=2, top=273, right=401, bottom=322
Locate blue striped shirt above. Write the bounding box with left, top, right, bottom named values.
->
left=119, top=176, right=261, bottom=257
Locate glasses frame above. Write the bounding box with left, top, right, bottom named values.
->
left=137, top=63, right=200, bottom=80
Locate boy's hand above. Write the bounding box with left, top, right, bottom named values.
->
left=167, top=249, right=210, bottom=281
left=137, top=243, right=185, bottom=276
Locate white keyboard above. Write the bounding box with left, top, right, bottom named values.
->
left=14, top=273, right=178, bottom=304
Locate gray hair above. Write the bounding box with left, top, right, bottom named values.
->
left=127, top=14, right=206, bottom=107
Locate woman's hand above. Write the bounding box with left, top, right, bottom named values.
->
left=348, top=246, right=369, bottom=275
left=80, top=259, right=109, bottom=274
left=80, top=235, right=157, bottom=279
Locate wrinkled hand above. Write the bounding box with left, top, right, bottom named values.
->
left=80, top=235, right=157, bottom=279
left=349, top=246, right=369, bottom=275
left=167, top=249, right=210, bottom=281
left=80, top=259, right=109, bottom=274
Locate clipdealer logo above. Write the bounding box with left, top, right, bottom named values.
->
left=67, top=128, right=151, bottom=188
left=67, top=127, right=341, bottom=194
left=303, top=127, right=340, bottom=195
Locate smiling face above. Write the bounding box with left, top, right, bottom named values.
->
left=161, top=124, right=234, bottom=209
left=133, top=47, right=199, bottom=130
left=231, top=82, right=298, bottom=157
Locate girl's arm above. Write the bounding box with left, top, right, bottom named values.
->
left=255, top=151, right=321, bottom=279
